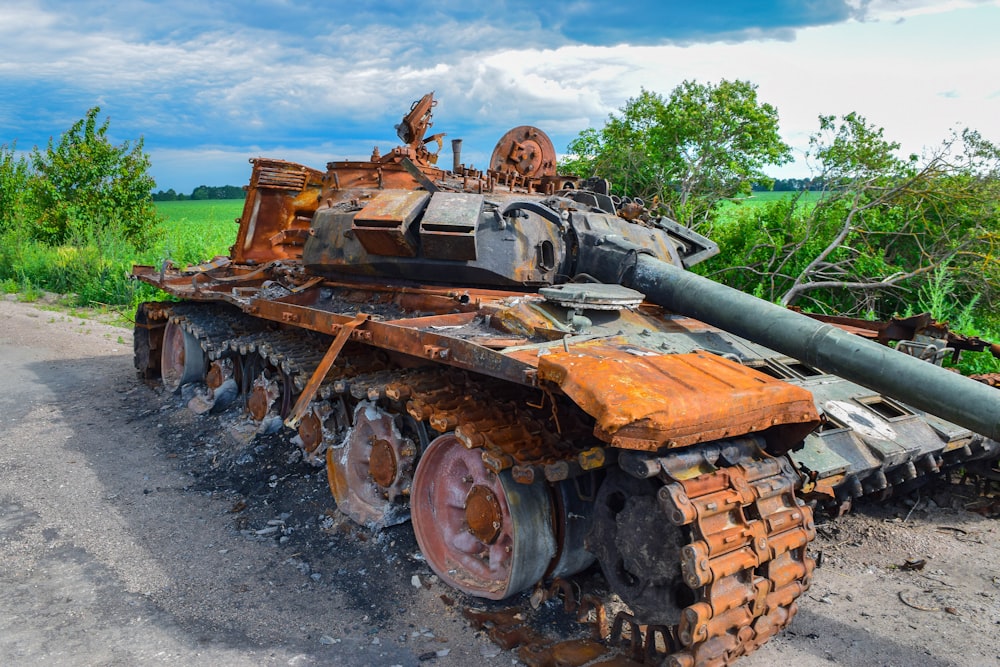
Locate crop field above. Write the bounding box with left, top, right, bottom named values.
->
left=153, top=199, right=246, bottom=266
left=704, top=190, right=822, bottom=226
left=0, top=199, right=248, bottom=313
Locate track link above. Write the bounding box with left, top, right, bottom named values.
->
left=166, top=302, right=265, bottom=360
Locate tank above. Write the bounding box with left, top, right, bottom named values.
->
left=132, top=93, right=1000, bottom=666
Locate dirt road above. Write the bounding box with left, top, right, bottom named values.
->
left=1, top=296, right=997, bottom=666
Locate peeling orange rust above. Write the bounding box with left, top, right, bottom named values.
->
left=518, top=639, right=611, bottom=667
left=463, top=604, right=626, bottom=667
left=232, top=159, right=325, bottom=265
left=537, top=345, right=819, bottom=450
left=462, top=607, right=536, bottom=650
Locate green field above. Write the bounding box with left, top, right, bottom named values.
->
left=0, top=199, right=249, bottom=312
left=742, top=190, right=820, bottom=202
left=713, top=190, right=823, bottom=224
left=153, top=199, right=246, bottom=266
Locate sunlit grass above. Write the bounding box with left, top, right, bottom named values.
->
left=0, top=199, right=245, bottom=320
left=146, top=199, right=245, bottom=266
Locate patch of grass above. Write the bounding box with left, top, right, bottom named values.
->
left=0, top=199, right=244, bottom=318
left=15, top=281, right=43, bottom=302
left=151, top=200, right=243, bottom=266
left=716, top=190, right=823, bottom=224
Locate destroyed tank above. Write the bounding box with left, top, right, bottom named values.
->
left=133, top=93, right=1000, bottom=666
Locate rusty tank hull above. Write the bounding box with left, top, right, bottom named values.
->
left=132, top=94, right=1000, bottom=666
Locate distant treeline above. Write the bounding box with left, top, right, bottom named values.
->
left=152, top=185, right=246, bottom=201
left=753, top=177, right=824, bottom=192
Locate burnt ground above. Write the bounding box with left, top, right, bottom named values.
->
left=1, top=295, right=998, bottom=666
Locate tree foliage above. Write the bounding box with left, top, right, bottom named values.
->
left=702, top=114, right=1000, bottom=320
left=25, top=107, right=160, bottom=250
left=0, top=142, right=30, bottom=233
left=562, top=80, right=792, bottom=228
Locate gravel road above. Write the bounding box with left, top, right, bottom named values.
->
left=1, top=295, right=997, bottom=667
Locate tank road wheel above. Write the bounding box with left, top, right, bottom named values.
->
left=247, top=372, right=282, bottom=421
left=160, top=319, right=206, bottom=393
left=326, top=401, right=418, bottom=529
left=295, top=398, right=350, bottom=466
left=245, top=357, right=296, bottom=433
left=411, top=433, right=556, bottom=600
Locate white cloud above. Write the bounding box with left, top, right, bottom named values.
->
left=4, top=0, right=998, bottom=190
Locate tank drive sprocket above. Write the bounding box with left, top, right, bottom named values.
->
left=589, top=439, right=816, bottom=666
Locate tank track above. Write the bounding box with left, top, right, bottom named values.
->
left=148, top=302, right=816, bottom=665
left=165, top=302, right=266, bottom=361
left=659, top=451, right=815, bottom=666
left=386, top=384, right=817, bottom=664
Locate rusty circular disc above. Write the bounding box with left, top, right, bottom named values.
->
left=298, top=409, right=324, bottom=454
left=489, top=125, right=557, bottom=179
left=247, top=377, right=275, bottom=422
left=465, top=484, right=503, bottom=544
left=204, top=358, right=233, bottom=391
left=411, top=433, right=555, bottom=600
left=368, top=437, right=398, bottom=488
left=204, top=362, right=223, bottom=390
left=325, top=402, right=415, bottom=530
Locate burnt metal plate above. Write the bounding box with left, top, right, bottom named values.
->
left=355, top=190, right=431, bottom=228
left=539, top=283, right=645, bottom=311
left=353, top=190, right=431, bottom=257
left=538, top=344, right=819, bottom=449
left=420, top=192, right=482, bottom=261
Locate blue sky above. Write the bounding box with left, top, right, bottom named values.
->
left=2, top=0, right=998, bottom=193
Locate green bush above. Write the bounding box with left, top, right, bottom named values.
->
left=22, top=107, right=162, bottom=251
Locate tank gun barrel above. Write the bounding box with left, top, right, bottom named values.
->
left=577, top=233, right=1000, bottom=442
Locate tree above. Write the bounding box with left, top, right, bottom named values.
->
left=0, top=142, right=30, bottom=233
left=27, top=107, right=161, bottom=250
left=702, top=114, right=1000, bottom=319
left=562, top=80, right=792, bottom=228
left=153, top=188, right=179, bottom=201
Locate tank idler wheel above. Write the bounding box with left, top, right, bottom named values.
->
left=296, top=399, right=350, bottom=466
left=160, top=319, right=206, bottom=393
left=326, top=401, right=417, bottom=529
left=411, top=433, right=556, bottom=600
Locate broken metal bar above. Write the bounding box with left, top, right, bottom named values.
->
left=284, top=313, right=370, bottom=429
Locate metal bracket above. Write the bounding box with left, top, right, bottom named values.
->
left=284, top=313, right=371, bottom=429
